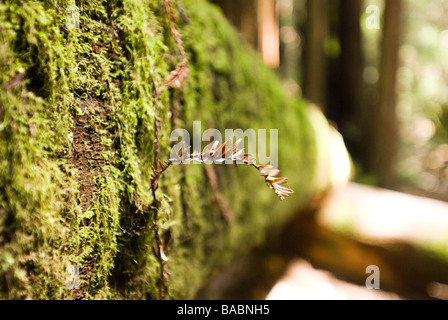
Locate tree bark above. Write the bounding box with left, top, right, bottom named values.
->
left=375, top=0, right=402, bottom=189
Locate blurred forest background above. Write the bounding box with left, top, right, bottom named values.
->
left=211, top=0, right=448, bottom=200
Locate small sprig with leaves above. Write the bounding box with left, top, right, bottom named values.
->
left=151, top=138, right=293, bottom=201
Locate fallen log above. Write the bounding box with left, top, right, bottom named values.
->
left=0, top=0, right=348, bottom=299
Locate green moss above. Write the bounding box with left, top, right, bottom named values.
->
left=0, top=0, right=336, bottom=299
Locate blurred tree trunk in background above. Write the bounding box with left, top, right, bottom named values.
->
left=375, top=0, right=402, bottom=189
left=210, top=0, right=259, bottom=47
left=211, top=0, right=279, bottom=68
left=258, top=0, right=280, bottom=67
left=302, top=0, right=328, bottom=110
left=336, top=0, right=364, bottom=162
left=316, top=0, right=366, bottom=173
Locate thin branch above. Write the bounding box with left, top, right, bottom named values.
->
left=152, top=85, right=162, bottom=167
left=151, top=214, right=169, bottom=299
left=169, top=138, right=294, bottom=201
left=150, top=159, right=172, bottom=201
left=149, top=159, right=172, bottom=300
left=163, top=0, right=189, bottom=89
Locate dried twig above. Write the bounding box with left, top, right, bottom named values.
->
left=149, top=158, right=172, bottom=300
left=169, top=138, right=294, bottom=201
left=151, top=214, right=169, bottom=299
left=152, top=86, right=162, bottom=167
left=163, top=0, right=189, bottom=89
left=150, top=159, right=172, bottom=201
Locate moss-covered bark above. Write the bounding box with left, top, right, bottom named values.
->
left=0, top=0, right=342, bottom=299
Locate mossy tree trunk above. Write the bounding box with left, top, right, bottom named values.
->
left=0, top=0, right=344, bottom=299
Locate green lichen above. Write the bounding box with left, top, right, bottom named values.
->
left=0, top=0, right=336, bottom=299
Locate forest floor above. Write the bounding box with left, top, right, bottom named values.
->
left=197, top=183, right=448, bottom=300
